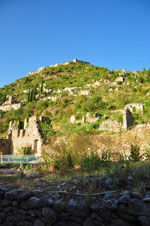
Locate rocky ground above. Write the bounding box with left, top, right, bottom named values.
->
left=1, top=164, right=150, bottom=225
left=0, top=164, right=149, bottom=200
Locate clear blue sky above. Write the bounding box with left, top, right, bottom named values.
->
left=0, top=0, right=150, bottom=87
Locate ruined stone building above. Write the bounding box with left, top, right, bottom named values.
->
left=0, top=95, right=23, bottom=111
left=125, top=103, right=144, bottom=114
left=0, top=102, right=143, bottom=155
left=70, top=104, right=137, bottom=132
left=0, top=116, right=50, bottom=155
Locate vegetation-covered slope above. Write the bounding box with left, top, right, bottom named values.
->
left=0, top=61, right=150, bottom=139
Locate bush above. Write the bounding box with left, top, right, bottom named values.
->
left=43, top=143, right=74, bottom=172
left=18, top=147, right=33, bottom=155
left=82, top=96, right=106, bottom=112
left=41, top=121, right=56, bottom=140
left=144, top=144, right=150, bottom=160
left=129, top=144, right=143, bottom=162
left=139, top=77, right=144, bottom=83
left=81, top=151, right=101, bottom=171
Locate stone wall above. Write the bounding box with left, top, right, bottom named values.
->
left=73, top=58, right=90, bottom=64
left=0, top=137, right=12, bottom=154
left=0, top=95, right=23, bottom=111
left=99, top=119, right=122, bottom=132
left=8, top=116, right=49, bottom=156
left=125, top=103, right=144, bottom=113
left=71, top=106, right=135, bottom=132
left=28, top=59, right=90, bottom=75
left=123, top=108, right=134, bottom=130
left=0, top=103, right=23, bottom=111
left=0, top=187, right=149, bottom=225
left=99, top=106, right=135, bottom=132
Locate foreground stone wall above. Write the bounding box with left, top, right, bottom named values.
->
left=0, top=187, right=149, bottom=226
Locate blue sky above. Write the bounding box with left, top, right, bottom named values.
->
left=0, top=0, right=150, bottom=87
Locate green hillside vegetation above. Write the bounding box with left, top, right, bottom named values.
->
left=0, top=62, right=150, bottom=139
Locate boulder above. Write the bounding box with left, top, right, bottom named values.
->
left=23, top=170, right=39, bottom=178
left=42, top=207, right=56, bottom=220
left=67, top=198, right=90, bottom=218
left=102, top=192, right=118, bottom=210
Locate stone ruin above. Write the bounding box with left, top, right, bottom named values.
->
left=70, top=104, right=143, bottom=132
left=123, top=108, right=135, bottom=130
left=73, top=58, right=90, bottom=64
left=0, top=103, right=143, bottom=154
left=28, top=58, right=90, bottom=75
left=99, top=119, right=122, bottom=133
left=0, top=95, right=23, bottom=111
left=99, top=103, right=145, bottom=132
left=70, top=115, right=85, bottom=124
left=0, top=116, right=50, bottom=155
left=125, top=103, right=144, bottom=114
left=99, top=107, right=135, bottom=132
left=70, top=112, right=101, bottom=124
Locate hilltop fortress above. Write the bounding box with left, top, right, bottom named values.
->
left=28, top=58, right=90, bottom=75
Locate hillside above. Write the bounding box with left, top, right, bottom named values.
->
left=0, top=59, right=150, bottom=140
left=1, top=60, right=150, bottom=211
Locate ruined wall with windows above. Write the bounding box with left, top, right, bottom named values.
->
left=8, top=116, right=50, bottom=156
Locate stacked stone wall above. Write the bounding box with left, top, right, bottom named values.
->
left=0, top=138, right=12, bottom=154
left=0, top=187, right=149, bottom=225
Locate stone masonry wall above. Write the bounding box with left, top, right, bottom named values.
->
left=29, top=59, right=90, bottom=75
left=0, top=187, right=149, bottom=225
left=0, top=95, right=23, bottom=111
left=0, top=103, right=23, bottom=111
left=8, top=116, right=49, bottom=156
left=123, top=108, right=134, bottom=130
left=0, top=138, right=12, bottom=154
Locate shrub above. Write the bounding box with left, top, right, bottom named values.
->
left=129, top=144, right=143, bottom=162
left=18, top=147, right=33, bottom=155
left=108, top=105, right=116, bottom=110
left=41, top=121, right=56, bottom=140
left=144, top=144, right=150, bottom=160
left=43, top=142, right=74, bottom=172
left=139, top=77, right=144, bottom=83
left=81, top=151, right=101, bottom=171
left=82, top=96, right=106, bottom=112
